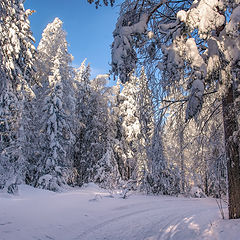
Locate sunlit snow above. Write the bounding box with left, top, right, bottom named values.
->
left=0, top=184, right=239, bottom=240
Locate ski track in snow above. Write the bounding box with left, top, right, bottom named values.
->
left=0, top=184, right=236, bottom=240
left=77, top=203, right=218, bottom=240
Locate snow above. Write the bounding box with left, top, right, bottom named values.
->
left=186, top=78, right=205, bottom=121
left=184, top=0, right=226, bottom=39
left=111, top=12, right=148, bottom=83
left=206, top=38, right=220, bottom=77
left=177, top=10, right=187, bottom=22
left=147, top=31, right=154, bottom=39
left=226, top=5, right=240, bottom=37
left=0, top=184, right=239, bottom=240
left=185, top=38, right=206, bottom=76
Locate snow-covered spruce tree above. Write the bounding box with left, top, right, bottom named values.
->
left=109, top=79, right=129, bottom=182
left=135, top=68, right=155, bottom=190
left=36, top=54, right=74, bottom=191
left=73, top=66, right=120, bottom=188
left=94, top=142, right=121, bottom=190
left=101, top=80, right=134, bottom=192
left=92, top=76, right=121, bottom=189
left=117, top=75, right=141, bottom=183
left=0, top=0, right=36, bottom=193
left=114, top=73, right=155, bottom=190
left=35, top=18, right=75, bottom=191
left=112, top=0, right=240, bottom=219
left=72, top=61, right=92, bottom=186
left=149, top=123, right=180, bottom=195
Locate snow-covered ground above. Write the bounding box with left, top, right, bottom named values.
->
left=0, top=184, right=239, bottom=240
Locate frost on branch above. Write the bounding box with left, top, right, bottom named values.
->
left=111, top=12, right=148, bottom=83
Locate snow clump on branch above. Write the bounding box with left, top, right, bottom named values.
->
left=111, top=13, right=148, bottom=83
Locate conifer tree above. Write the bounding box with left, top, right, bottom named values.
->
left=149, top=123, right=180, bottom=195
left=73, top=61, right=92, bottom=185
left=0, top=0, right=36, bottom=193
left=35, top=18, right=75, bottom=191
left=136, top=68, right=154, bottom=189
left=74, top=67, right=120, bottom=188
left=117, top=75, right=141, bottom=182
left=113, top=73, right=153, bottom=190
left=93, top=76, right=121, bottom=189
left=110, top=79, right=129, bottom=182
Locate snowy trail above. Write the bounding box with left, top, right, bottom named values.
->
left=0, top=184, right=238, bottom=240
left=76, top=198, right=219, bottom=240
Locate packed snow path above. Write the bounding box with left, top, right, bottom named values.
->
left=0, top=184, right=239, bottom=240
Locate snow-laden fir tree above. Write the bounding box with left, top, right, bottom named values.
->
left=115, top=73, right=155, bottom=190
left=36, top=56, right=70, bottom=191
left=117, top=75, right=141, bottom=182
left=92, top=75, right=121, bottom=189
left=148, top=123, right=180, bottom=195
left=73, top=61, right=92, bottom=185
left=73, top=65, right=120, bottom=188
left=0, top=0, right=36, bottom=193
left=35, top=18, right=75, bottom=191
left=109, top=79, right=129, bottom=182
left=135, top=68, right=154, bottom=190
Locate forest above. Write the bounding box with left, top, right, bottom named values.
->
left=0, top=0, right=239, bottom=233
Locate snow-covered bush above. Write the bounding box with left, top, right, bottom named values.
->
left=189, top=186, right=206, bottom=198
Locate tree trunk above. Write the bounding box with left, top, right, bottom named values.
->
left=222, top=84, right=240, bottom=219
left=204, top=172, right=209, bottom=196
left=179, top=128, right=185, bottom=193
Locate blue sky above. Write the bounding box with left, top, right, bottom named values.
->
left=25, top=0, right=120, bottom=79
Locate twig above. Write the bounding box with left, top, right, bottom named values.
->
left=215, top=197, right=225, bottom=219
left=147, top=1, right=166, bottom=23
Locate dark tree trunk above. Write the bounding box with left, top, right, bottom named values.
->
left=205, top=172, right=209, bottom=196
left=222, top=84, right=240, bottom=219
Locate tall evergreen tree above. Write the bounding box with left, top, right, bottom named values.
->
left=0, top=0, right=36, bottom=193
left=149, top=123, right=180, bottom=195
left=73, top=61, right=92, bottom=185
left=35, top=18, right=75, bottom=191
left=74, top=67, right=120, bottom=188
left=117, top=75, right=141, bottom=182
left=136, top=68, right=154, bottom=189
left=115, top=72, right=155, bottom=190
